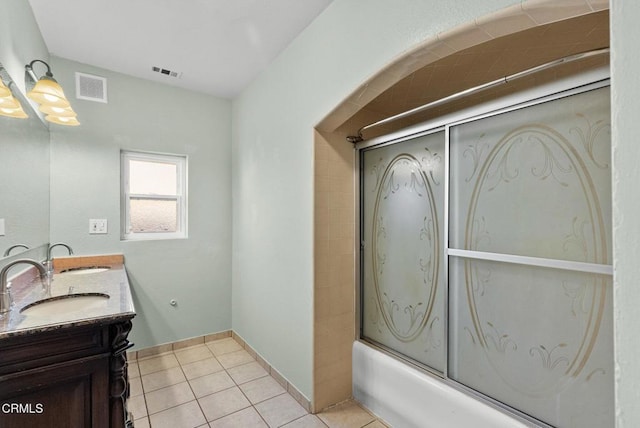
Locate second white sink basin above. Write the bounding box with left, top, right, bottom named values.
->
left=20, top=293, right=110, bottom=317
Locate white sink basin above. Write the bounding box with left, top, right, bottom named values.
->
left=20, top=293, right=110, bottom=317
left=60, top=266, right=111, bottom=275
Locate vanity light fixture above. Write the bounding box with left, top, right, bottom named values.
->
left=0, top=79, right=28, bottom=119
left=25, top=59, right=80, bottom=126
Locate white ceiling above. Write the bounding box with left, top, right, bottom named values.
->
left=27, top=0, right=333, bottom=99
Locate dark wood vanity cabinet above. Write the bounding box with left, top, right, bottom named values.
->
left=0, top=318, right=135, bottom=428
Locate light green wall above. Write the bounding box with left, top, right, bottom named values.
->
left=0, top=1, right=50, bottom=279
left=0, top=109, right=49, bottom=254
left=231, top=0, right=522, bottom=401
left=48, top=58, right=232, bottom=349
left=611, top=1, right=640, bottom=426
left=0, top=0, right=48, bottom=93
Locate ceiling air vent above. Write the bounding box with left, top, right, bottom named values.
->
left=75, top=72, right=108, bottom=103
left=152, top=66, right=181, bottom=78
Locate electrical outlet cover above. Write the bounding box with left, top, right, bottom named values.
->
left=89, top=219, right=108, bottom=234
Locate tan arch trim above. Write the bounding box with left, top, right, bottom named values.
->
left=317, top=0, right=609, bottom=134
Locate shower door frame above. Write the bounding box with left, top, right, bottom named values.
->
left=354, top=66, right=612, bottom=428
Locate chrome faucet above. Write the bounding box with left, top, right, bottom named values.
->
left=0, top=259, right=47, bottom=314
left=3, top=244, right=30, bottom=257
left=48, top=242, right=74, bottom=261
left=45, top=242, right=73, bottom=274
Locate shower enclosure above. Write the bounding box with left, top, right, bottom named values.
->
left=357, top=71, right=612, bottom=428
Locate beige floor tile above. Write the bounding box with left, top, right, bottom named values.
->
left=138, top=353, right=180, bottom=376
left=175, top=344, right=215, bottom=365
left=198, top=386, right=252, bottom=422
left=363, top=421, right=388, bottom=428
left=182, top=357, right=225, bottom=380
left=128, top=361, right=140, bottom=378
left=207, top=337, right=244, bottom=356
left=317, top=401, right=375, bottom=428
left=216, top=349, right=255, bottom=369
left=239, top=375, right=287, bottom=404
left=255, top=393, right=308, bottom=428
left=128, top=395, right=147, bottom=420
left=227, top=361, right=268, bottom=385
left=145, top=381, right=195, bottom=414
left=129, top=376, right=143, bottom=397
left=142, top=366, right=186, bottom=392
left=189, top=371, right=236, bottom=398
left=149, top=400, right=207, bottom=428
left=282, top=414, right=328, bottom=428
left=210, top=407, right=269, bottom=428
left=133, top=416, right=150, bottom=428
left=130, top=337, right=390, bottom=428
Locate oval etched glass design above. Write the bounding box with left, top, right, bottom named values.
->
left=361, top=131, right=445, bottom=372
left=450, top=88, right=611, bottom=264
left=449, top=87, right=612, bottom=428
left=372, top=154, right=439, bottom=341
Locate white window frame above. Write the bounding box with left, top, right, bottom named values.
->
left=121, top=150, right=188, bottom=241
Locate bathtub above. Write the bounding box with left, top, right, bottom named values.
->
left=352, top=341, right=530, bottom=428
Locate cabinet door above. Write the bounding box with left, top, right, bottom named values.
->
left=0, top=354, right=109, bottom=428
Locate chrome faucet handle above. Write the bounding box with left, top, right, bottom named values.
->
left=0, top=259, right=48, bottom=314
left=47, top=243, right=74, bottom=263
left=0, top=282, right=13, bottom=313
left=42, top=259, right=54, bottom=274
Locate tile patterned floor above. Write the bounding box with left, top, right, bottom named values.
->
left=127, top=337, right=388, bottom=428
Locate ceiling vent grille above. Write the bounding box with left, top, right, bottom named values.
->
left=152, top=66, right=181, bottom=78
left=75, top=72, right=108, bottom=103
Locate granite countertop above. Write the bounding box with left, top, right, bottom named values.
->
left=0, top=254, right=136, bottom=339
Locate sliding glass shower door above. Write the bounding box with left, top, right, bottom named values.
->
left=361, top=131, right=446, bottom=373
left=360, top=83, right=612, bottom=428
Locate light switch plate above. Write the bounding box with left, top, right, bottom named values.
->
left=0, top=219, right=4, bottom=236
left=89, top=219, right=108, bottom=234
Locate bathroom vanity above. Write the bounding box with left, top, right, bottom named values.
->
left=0, top=255, right=135, bottom=428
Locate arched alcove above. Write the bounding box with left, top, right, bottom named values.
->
left=312, top=0, right=609, bottom=412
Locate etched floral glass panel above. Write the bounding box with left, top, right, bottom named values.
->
left=449, top=87, right=611, bottom=265
left=361, top=131, right=445, bottom=372
left=448, top=85, right=612, bottom=427
left=448, top=257, right=613, bottom=427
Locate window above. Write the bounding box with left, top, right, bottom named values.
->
left=121, top=151, right=187, bottom=240
left=359, top=79, right=612, bottom=427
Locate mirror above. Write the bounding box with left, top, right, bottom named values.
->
left=0, top=63, right=50, bottom=260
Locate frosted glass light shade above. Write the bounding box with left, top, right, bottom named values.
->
left=45, top=114, right=80, bottom=126
left=0, top=80, right=10, bottom=97
left=0, top=105, right=28, bottom=119
left=0, top=94, right=21, bottom=110
left=39, top=104, right=77, bottom=117
left=27, top=76, right=71, bottom=108
left=0, top=79, right=28, bottom=119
